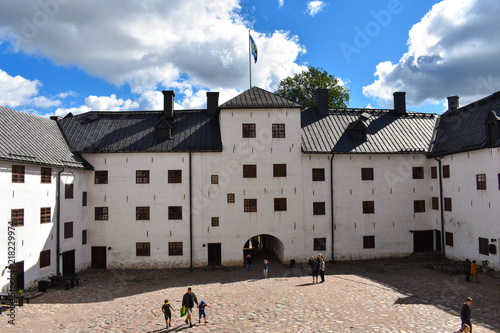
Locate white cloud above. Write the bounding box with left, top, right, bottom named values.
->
left=307, top=1, right=326, bottom=17
left=0, top=69, right=39, bottom=107
left=0, top=0, right=306, bottom=96
left=363, top=0, right=500, bottom=107
left=279, top=0, right=284, bottom=8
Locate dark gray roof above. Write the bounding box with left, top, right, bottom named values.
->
left=219, top=86, right=301, bottom=109
left=429, top=91, right=500, bottom=157
left=301, top=108, right=438, bottom=154
left=57, top=110, right=222, bottom=153
left=0, top=106, right=89, bottom=169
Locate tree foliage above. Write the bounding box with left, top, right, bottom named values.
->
left=274, top=66, right=349, bottom=108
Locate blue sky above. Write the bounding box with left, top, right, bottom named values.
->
left=1, top=0, right=499, bottom=117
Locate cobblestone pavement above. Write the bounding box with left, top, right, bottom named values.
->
left=1, top=255, right=499, bottom=333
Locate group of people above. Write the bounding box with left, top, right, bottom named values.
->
left=161, top=287, right=212, bottom=329
left=464, top=259, right=480, bottom=282
left=245, top=254, right=270, bottom=278
left=308, top=253, right=326, bottom=283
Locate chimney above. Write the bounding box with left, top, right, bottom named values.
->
left=393, top=92, right=406, bottom=113
left=447, top=95, right=459, bottom=111
left=206, top=92, right=219, bottom=115
left=162, top=90, right=175, bottom=119
left=315, top=88, right=329, bottom=115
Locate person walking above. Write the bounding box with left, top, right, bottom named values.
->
left=455, top=323, right=471, bottom=333
left=198, top=300, right=212, bottom=324
left=263, top=259, right=269, bottom=279
left=246, top=254, right=253, bottom=277
left=319, top=257, right=325, bottom=283
left=470, top=260, right=479, bottom=282
left=464, top=259, right=471, bottom=282
left=182, top=287, right=199, bottom=328
left=460, top=297, right=473, bottom=332
left=161, top=299, right=175, bottom=328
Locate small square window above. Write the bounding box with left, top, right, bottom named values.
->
left=211, top=175, right=219, bottom=184
left=244, top=199, right=257, bottom=212
left=274, top=198, right=287, bottom=211
left=95, top=170, right=108, bottom=184
left=432, top=197, right=439, bottom=210
left=40, top=250, right=51, bottom=268
left=476, top=174, right=486, bottom=190
left=431, top=166, right=438, bottom=179
left=412, top=167, right=424, bottom=179
left=362, top=201, right=374, bottom=214
left=12, top=165, right=25, bottom=183
left=64, top=222, right=73, bottom=239
left=443, top=165, right=450, bottom=178
left=227, top=193, right=235, bottom=203
left=82, top=191, right=87, bottom=206
left=363, top=236, right=375, bottom=249
left=82, top=230, right=87, bottom=245
left=65, top=184, right=74, bottom=199
left=242, top=124, right=256, bottom=138
left=445, top=232, right=453, bottom=247
left=211, top=217, right=219, bottom=227
left=243, top=165, right=257, bottom=178
left=136, top=170, right=150, bottom=184
left=444, top=197, right=452, bottom=211
left=95, top=207, right=109, bottom=220
left=361, top=168, right=374, bottom=181
left=479, top=237, right=489, bottom=256
left=313, top=202, right=325, bottom=215
left=168, top=170, right=182, bottom=183
left=414, top=200, right=426, bottom=213
left=272, top=124, right=285, bottom=138
left=273, top=164, right=287, bottom=177
left=136, top=242, right=151, bottom=256
left=11, top=209, right=24, bottom=227
left=169, top=242, right=183, bottom=256
left=312, top=168, right=325, bottom=181
left=136, top=206, right=150, bottom=220
left=41, top=207, right=51, bottom=223
left=41, top=167, right=52, bottom=183
left=168, top=206, right=183, bottom=220
left=314, top=238, right=326, bottom=251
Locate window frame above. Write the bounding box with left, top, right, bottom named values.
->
left=361, top=168, right=374, bottom=181
left=65, top=183, right=74, bottom=199
left=136, top=206, right=150, bottom=220
left=227, top=193, right=235, bottom=203
left=82, top=191, right=87, bottom=207
left=273, top=164, right=287, bottom=177
left=168, top=170, right=182, bottom=184
left=431, top=166, right=438, bottom=179
left=272, top=123, right=286, bottom=138
left=432, top=197, right=439, bottom=210
left=40, top=250, right=51, bottom=268
left=414, top=200, right=426, bottom=213
left=82, top=229, right=87, bottom=245
left=41, top=167, right=52, bottom=184
left=476, top=174, right=487, bottom=190
left=94, top=170, right=108, bottom=184
left=168, top=242, right=183, bottom=256
left=211, top=217, right=219, bottom=227
left=168, top=206, right=183, bottom=220
left=362, top=201, right=375, bottom=214
left=64, top=222, right=73, bottom=239
left=40, top=207, right=51, bottom=224
left=412, top=167, right=424, bottom=179
left=244, top=199, right=257, bottom=212
left=274, top=198, right=287, bottom=212
left=479, top=237, right=489, bottom=256
left=363, top=236, right=375, bottom=249
left=136, top=170, right=150, bottom=184
left=442, top=165, right=450, bottom=178
left=314, top=238, right=326, bottom=251
left=12, top=165, right=25, bottom=183
left=444, top=197, right=452, bottom=212
left=136, top=242, right=151, bottom=256
left=11, top=209, right=24, bottom=227
left=313, top=202, right=326, bottom=215
left=312, top=168, right=325, bottom=181
left=95, top=207, right=109, bottom=221
left=242, top=123, right=256, bottom=138
left=445, top=232, right=453, bottom=247
left=243, top=165, right=257, bottom=178
left=211, top=175, right=219, bottom=184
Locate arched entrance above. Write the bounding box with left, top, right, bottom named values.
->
left=243, top=234, right=285, bottom=264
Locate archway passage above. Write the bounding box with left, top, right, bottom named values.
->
left=243, top=234, right=285, bottom=265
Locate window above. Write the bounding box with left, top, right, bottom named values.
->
left=40, top=207, right=51, bottom=223
left=211, top=217, right=219, bottom=227
left=95, top=207, right=109, bottom=220
left=94, top=170, right=108, bottom=184
left=363, top=236, right=375, bottom=249
left=82, top=230, right=87, bottom=245
left=314, top=238, right=326, bottom=251
left=273, top=164, right=287, bottom=177
left=412, top=167, right=424, bottom=179
left=227, top=193, right=235, bottom=203
left=414, top=200, right=426, bottom=213
left=11, top=209, right=24, bottom=227
left=169, top=242, right=183, bottom=256
left=362, top=201, right=374, bottom=214
left=444, top=197, right=452, bottom=211
left=432, top=197, right=439, bottom=210
left=211, top=175, right=219, bottom=184
left=272, top=124, right=285, bottom=138
left=476, top=174, right=486, bottom=190
left=479, top=237, right=489, bottom=256
left=243, top=165, right=257, bottom=178
left=244, top=199, right=257, bottom=212
left=443, top=165, right=450, bottom=178
left=40, top=250, right=50, bottom=268
left=41, top=167, right=52, bottom=183
left=361, top=168, right=374, bottom=181
left=168, top=206, right=182, bottom=220
left=65, top=184, right=74, bottom=199
left=136, top=170, right=150, bottom=184
left=431, top=166, right=438, bottom=179
left=12, top=165, right=25, bottom=183
left=64, top=222, right=73, bottom=239
left=312, top=168, right=325, bottom=181
left=136, top=242, right=151, bottom=256
left=445, top=232, right=453, bottom=247
left=274, top=198, right=287, bottom=211
left=242, top=123, right=256, bottom=138
left=136, top=207, right=150, bottom=220
left=313, top=202, right=325, bottom=215
left=168, top=170, right=182, bottom=183
left=82, top=191, right=87, bottom=206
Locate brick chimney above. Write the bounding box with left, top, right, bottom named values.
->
left=315, top=88, right=329, bottom=115
left=447, top=95, right=459, bottom=111
left=206, top=92, right=219, bottom=115
left=393, top=92, right=406, bottom=113
left=162, top=90, right=175, bottom=119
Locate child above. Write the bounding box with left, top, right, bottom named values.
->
left=162, top=299, right=175, bottom=328
left=263, top=259, right=269, bottom=279
left=470, top=260, right=479, bottom=282
left=455, top=323, right=470, bottom=333
left=198, top=300, right=212, bottom=324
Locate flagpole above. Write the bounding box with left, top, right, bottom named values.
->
left=248, top=30, right=252, bottom=89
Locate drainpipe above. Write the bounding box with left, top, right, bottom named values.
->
left=435, top=157, right=445, bottom=258
left=56, top=167, right=65, bottom=276
left=189, top=152, right=193, bottom=270
left=330, top=154, right=335, bottom=262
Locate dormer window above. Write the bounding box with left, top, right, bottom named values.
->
left=487, top=109, right=500, bottom=147
left=346, top=119, right=367, bottom=142
left=155, top=116, right=172, bottom=140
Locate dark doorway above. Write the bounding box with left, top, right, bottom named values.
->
left=91, top=246, right=107, bottom=269
left=413, top=230, right=434, bottom=252
left=435, top=230, right=442, bottom=252
left=14, top=261, right=24, bottom=292
left=207, top=243, right=222, bottom=266
left=62, top=250, right=76, bottom=276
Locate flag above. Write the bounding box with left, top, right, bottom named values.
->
left=250, top=35, right=258, bottom=63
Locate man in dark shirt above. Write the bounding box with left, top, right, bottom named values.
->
left=182, top=287, right=198, bottom=328
left=460, top=297, right=473, bottom=332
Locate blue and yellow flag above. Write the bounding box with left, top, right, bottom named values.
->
left=250, top=35, right=258, bottom=63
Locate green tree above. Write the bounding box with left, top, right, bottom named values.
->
left=274, top=66, right=349, bottom=108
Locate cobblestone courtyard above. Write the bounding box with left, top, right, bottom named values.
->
left=1, top=255, right=499, bottom=332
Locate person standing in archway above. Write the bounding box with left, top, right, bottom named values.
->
left=246, top=254, right=253, bottom=277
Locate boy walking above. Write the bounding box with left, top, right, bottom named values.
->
left=161, top=299, right=175, bottom=328
left=198, top=300, right=212, bottom=324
